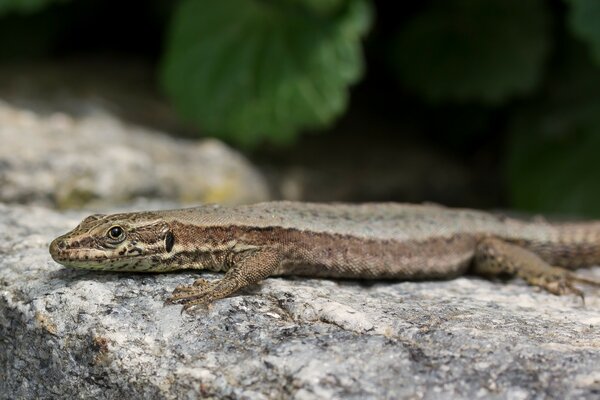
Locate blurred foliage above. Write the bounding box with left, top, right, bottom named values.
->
left=2, top=0, right=600, bottom=214
left=0, top=9, right=63, bottom=59
left=507, top=43, right=600, bottom=217
left=508, top=132, right=600, bottom=217
left=0, top=0, right=64, bottom=15
left=390, top=0, right=550, bottom=104
left=568, top=0, right=600, bottom=64
left=161, top=0, right=371, bottom=146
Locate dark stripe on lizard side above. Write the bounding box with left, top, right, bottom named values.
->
left=168, top=222, right=480, bottom=279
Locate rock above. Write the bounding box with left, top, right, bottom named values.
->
left=0, top=101, right=268, bottom=208
left=1, top=202, right=600, bottom=399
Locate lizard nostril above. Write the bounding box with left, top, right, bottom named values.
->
left=49, top=238, right=69, bottom=261
left=50, top=238, right=66, bottom=252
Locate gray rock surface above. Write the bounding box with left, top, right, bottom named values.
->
left=0, top=101, right=268, bottom=208
left=1, top=202, right=600, bottom=399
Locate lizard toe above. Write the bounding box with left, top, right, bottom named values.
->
left=168, top=281, right=220, bottom=303
left=172, top=285, right=200, bottom=294
left=193, top=278, right=210, bottom=287
left=535, top=271, right=585, bottom=304
left=181, top=301, right=210, bottom=314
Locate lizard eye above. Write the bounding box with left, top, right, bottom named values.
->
left=108, top=226, right=124, bottom=239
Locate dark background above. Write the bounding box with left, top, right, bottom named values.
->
left=1, top=0, right=599, bottom=216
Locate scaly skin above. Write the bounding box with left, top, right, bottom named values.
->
left=49, top=202, right=600, bottom=311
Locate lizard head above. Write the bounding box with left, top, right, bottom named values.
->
left=49, top=212, right=175, bottom=271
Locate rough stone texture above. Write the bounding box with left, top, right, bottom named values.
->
left=1, top=202, right=600, bottom=399
left=0, top=101, right=268, bottom=208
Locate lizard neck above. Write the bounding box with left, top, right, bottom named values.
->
left=163, top=222, right=261, bottom=272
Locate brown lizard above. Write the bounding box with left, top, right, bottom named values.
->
left=49, top=202, right=600, bottom=311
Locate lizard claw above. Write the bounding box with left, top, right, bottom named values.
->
left=166, top=272, right=247, bottom=311
left=175, top=294, right=214, bottom=314
left=166, top=280, right=221, bottom=312
left=180, top=301, right=212, bottom=314
left=530, top=267, right=595, bottom=305
left=170, top=278, right=213, bottom=297
left=546, top=277, right=585, bottom=304
left=567, top=272, right=600, bottom=306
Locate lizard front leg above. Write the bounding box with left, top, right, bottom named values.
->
left=473, top=237, right=600, bottom=298
left=167, top=247, right=282, bottom=311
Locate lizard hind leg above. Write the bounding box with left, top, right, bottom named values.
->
left=473, top=237, right=600, bottom=299
left=166, top=248, right=282, bottom=312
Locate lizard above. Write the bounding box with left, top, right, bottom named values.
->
left=49, top=202, right=600, bottom=311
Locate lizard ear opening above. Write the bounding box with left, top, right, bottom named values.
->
left=165, top=231, right=175, bottom=252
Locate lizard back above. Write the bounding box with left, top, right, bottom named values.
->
left=153, top=201, right=516, bottom=241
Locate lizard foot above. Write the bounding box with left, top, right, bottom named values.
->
left=529, top=267, right=584, bottom=299
left=165, top=248, right=281, bottom=312
left=166, top=277, right=244, bottom=312
left=525, top=266, right=600, bottom=304
left=167, top=284, right=219, bottom=313
left=474, top=238, right=599, bottom=302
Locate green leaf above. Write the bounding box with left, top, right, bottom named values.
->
left=567, top=0, right=600, bottom=65
left=506, top=44, right=600, bottom=217
left=161, top=0, right=372, bottom=145
left=282, top=0, right=346, bottom=16
left=0, top=0, right=65, bottom=15
left=391, top=0, right=550, bottom=104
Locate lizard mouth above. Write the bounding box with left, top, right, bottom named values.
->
left=49, top=237, right=145, bottom=267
